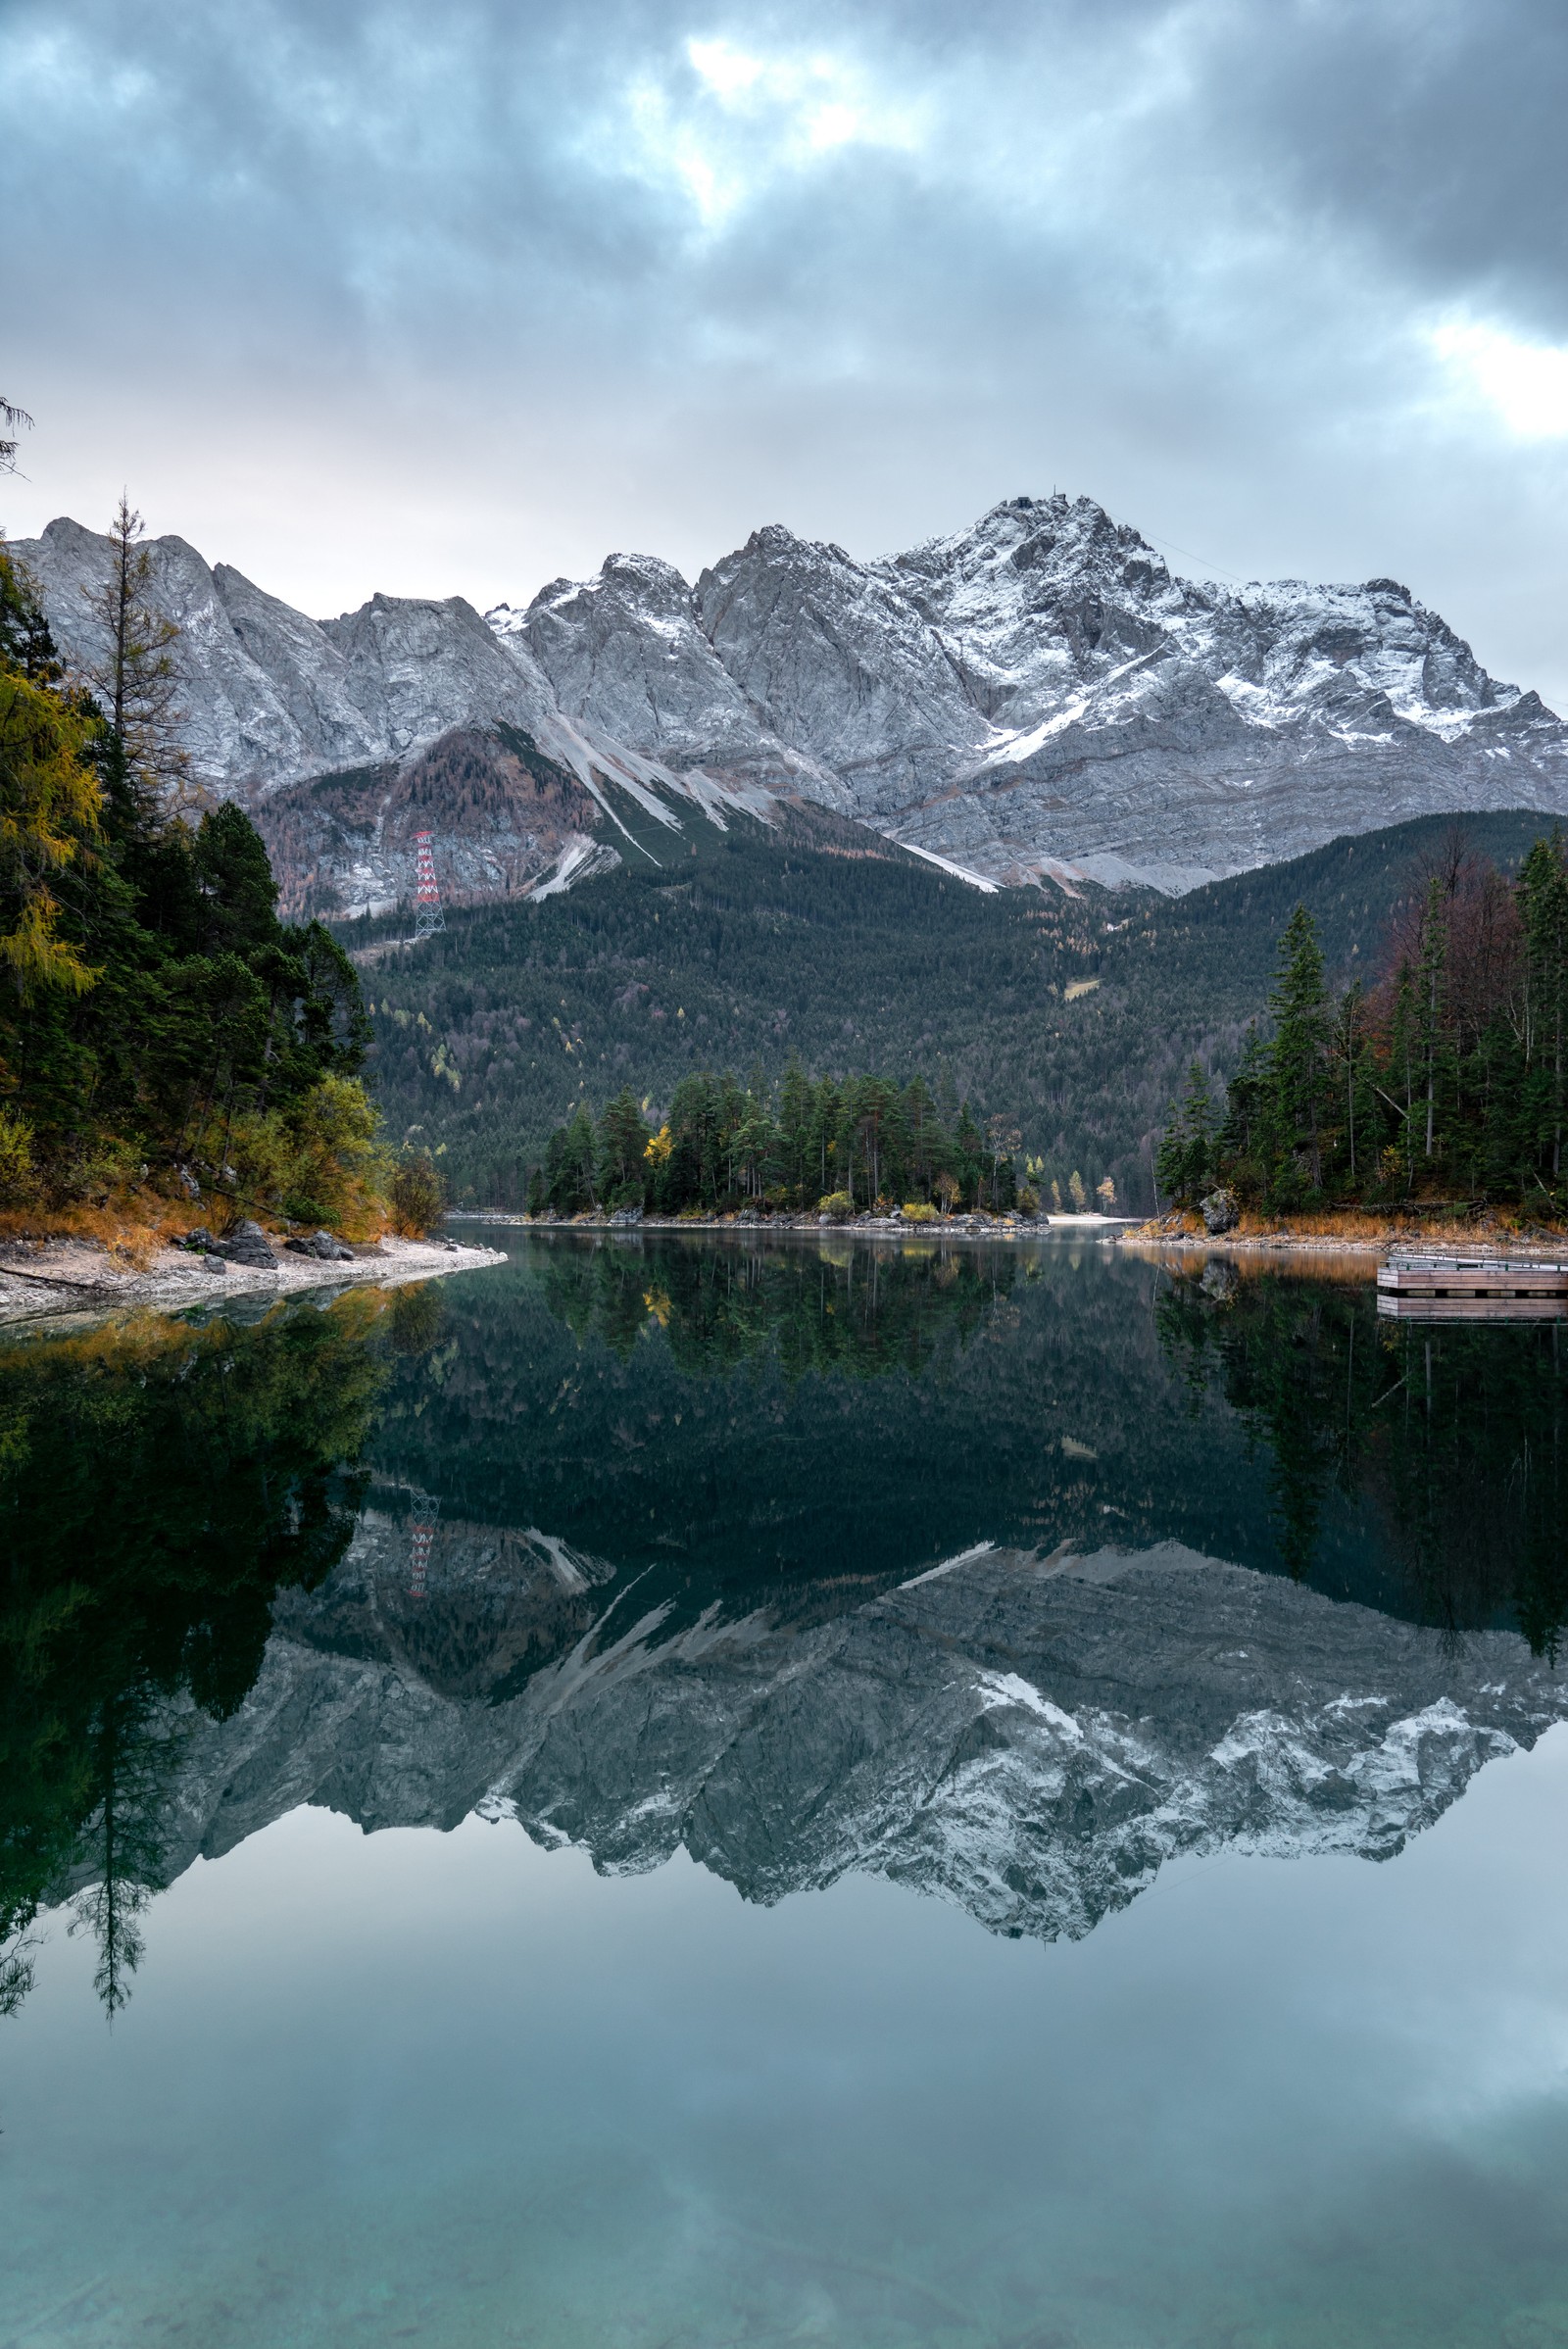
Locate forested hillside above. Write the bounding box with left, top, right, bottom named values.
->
left=348, top=801, right=1552, bottom=1211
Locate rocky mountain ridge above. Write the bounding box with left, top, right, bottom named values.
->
left=142, top=1524, right=1567, bottom=1945
left=16, top=497, right=1568, bottom=899
left=11, top=516, right=794, bottom=919
left=505, top=494, right=1568, bottom=891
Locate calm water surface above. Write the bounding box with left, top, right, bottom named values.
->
left=3, top=1228, right=1568, bottom=2349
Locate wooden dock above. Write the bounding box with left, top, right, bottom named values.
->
left=1377, top=1256, right=1568, bottom=1322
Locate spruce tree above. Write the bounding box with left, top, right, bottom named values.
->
left=1520, top=833, right=1568, bottom=1187
left=1156, top=1062, right=1214, bottom=1207
left=1266, top=905, right=1330, bottom=1197
left=777, top=1054, right=813, bottom=1205
left=1215, top=1024, right=1268, bottom=1192
left=597, top=1086, right=652, bottom=1204
left=1331, top=982, right=1366, bottom=1190
left=1412, top=877, right=1449, bottom=1168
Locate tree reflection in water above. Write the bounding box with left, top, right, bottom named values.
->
left=1156, top=1270, right=1568, bottom=1652
left=0, top=1293, right=392, bottom=2019
left=7, top=1240, right=1566, bottom=2028
left=536, top=1231, right=1007, bottom=1382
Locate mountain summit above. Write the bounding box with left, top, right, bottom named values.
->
left=16, top=495, right=1567, bottom=896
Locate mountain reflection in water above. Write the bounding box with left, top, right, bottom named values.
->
left=4, top=1230, right=1566, bottom=2018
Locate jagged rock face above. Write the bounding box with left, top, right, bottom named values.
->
left=10, top=516, right=559, bottom=791
left=497, top=551, right=824, bottom=796
left=316, top=588, right=558, bottom=759
left=511, top=493, right=1568, bottom=889
left=692, top=525, right=976, bottom=809
left=149, top=1530, right=1568, bottom=1945
left=16, top=496, right=1568, bottom=894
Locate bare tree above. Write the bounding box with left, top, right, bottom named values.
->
left=81, top=494, right=190, bottom=797
left=0, top=396, right=31, bottom=475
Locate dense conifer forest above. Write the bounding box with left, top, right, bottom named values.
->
left=348, top=799, right=1554, bottom=1212
left=1159, top=829, right=1568, bottom=1212
left=532, top=1061, right=1066, bottom=1218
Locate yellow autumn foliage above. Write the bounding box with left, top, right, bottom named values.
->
left=0, top=661, right=102, bottom=1003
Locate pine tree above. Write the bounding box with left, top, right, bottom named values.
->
left=901, top=1074, right=940, bottom=1200
left=840, top=1074, right=903, bottom=1206
left=808, top=1075, right=841, bottom=1200
left=733, top=1067, right=776, bottom=1200
left=956, top=1100, right=983, bottom=1207
left=1266, top=905, right=1330, bottom=1197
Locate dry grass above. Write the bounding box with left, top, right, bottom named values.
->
left=1127, top=1203, right=1568, bottom=1250
left=0, top=1198, right=186, bottom=1255
left=0, top=1184, right=391, bottom=1265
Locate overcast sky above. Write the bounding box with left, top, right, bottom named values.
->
left=4, top=0, right=1567, bottom=702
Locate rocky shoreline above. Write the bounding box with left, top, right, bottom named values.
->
left=448, top=1207, right=1132, bottom=1241
left=445, top=1204, right=1568, bottom=1275
left=0, top=1232, right=507, bottom=1330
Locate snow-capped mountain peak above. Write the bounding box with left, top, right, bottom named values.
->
left=15, top=490, right=1568, bottom=901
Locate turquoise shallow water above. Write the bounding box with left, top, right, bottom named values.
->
left=10, top=1752, right=1568, bottom=2349
left=4, top=1230, right=1568, bottom=2347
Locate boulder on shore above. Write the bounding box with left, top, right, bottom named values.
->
left=1200, top=1189, right=1239, bottom=1236
left=285, top=1229, right=355, bottom=1261
left=213, top=1218, right=279, bottom=1269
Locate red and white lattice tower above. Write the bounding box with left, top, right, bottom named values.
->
left=414, top=829, right=445, bottom=942
left=408, top=1506, right=437, bottom=1600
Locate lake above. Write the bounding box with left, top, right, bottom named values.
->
left=4, top=1227, right=1568, bottom=2349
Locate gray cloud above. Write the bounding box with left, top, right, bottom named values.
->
left=4, top=0, right=1567, bottom=706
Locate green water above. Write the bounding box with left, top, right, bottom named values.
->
left=3, top=1229, right=1568, bottom=2348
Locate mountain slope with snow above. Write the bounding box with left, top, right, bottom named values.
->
left=15, top=496, right=1568, bottom=896
left=133, top=1529, right=1568, bottom=1947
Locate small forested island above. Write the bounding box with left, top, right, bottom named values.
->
left=526, top=1064, right=1112, bottom=1223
